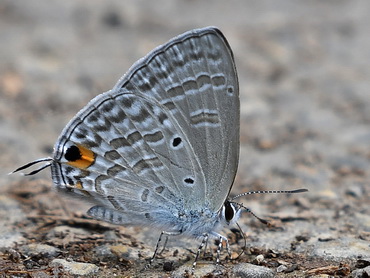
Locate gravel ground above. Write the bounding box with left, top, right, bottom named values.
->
left=1, top=1, right=370, bottom=277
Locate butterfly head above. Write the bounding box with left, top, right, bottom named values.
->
left=220, top=200, right=242, bottom=226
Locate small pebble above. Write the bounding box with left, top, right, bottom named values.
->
left=50, top=259, right=99, bottom=276
left=256, top=254, right=264, bottom=264
left=277, top=264, right=288, bottom=273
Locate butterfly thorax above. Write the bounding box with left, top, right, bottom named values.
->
left=170, top=207, right=220, bottom=238
left=171, top=200, right=241, bottom=238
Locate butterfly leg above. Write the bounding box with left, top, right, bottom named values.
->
left=147, top=230, right=180, bottom=268
left=216, top=236, right=223, bottom=265
left=216, top=235, right=230, bottom=265
left=203, top=237, right=209, bottom=257
left=191, top=233, right=209, bottom=272
left=225, top=236, right=231, bottom=259
left=158, top=235, right=169, bottom=255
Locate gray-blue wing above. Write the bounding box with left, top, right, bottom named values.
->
left=51, top=27, right=239, bottom=222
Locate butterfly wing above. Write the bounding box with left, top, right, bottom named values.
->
left=114, top=27, right=239, bottom=212
left=51, top=27, right=239, bottom=224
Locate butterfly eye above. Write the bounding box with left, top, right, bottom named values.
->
left=224, top=201, right=235, bottom=223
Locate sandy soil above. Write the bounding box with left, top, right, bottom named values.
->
left=1, top=1, right=369, bottom=277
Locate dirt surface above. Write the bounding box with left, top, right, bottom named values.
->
left=1, top=1, right=370, bottom=277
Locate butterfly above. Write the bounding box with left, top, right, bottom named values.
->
left=14, top=26, right=307, bottom=273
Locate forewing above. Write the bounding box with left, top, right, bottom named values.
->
left=114, top=27, right=239, bottom=211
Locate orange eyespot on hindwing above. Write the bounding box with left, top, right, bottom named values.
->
left=65, top=145, right=95, bottom=169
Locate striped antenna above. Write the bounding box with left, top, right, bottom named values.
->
left=231, top=188, right=308, bottom=201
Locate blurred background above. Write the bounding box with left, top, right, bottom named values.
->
left=1, top=0, right=369, bottom=276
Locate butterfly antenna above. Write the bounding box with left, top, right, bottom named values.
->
left=11, top=158, right=53, bottom=176
left=231, top=188, right=308, bottom=201
left=231, top=189, right=308, bottom=246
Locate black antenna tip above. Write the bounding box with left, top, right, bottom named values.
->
left=291, top=189, right=308, bottom=193
left=258, top=218, right=269, bottom=225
